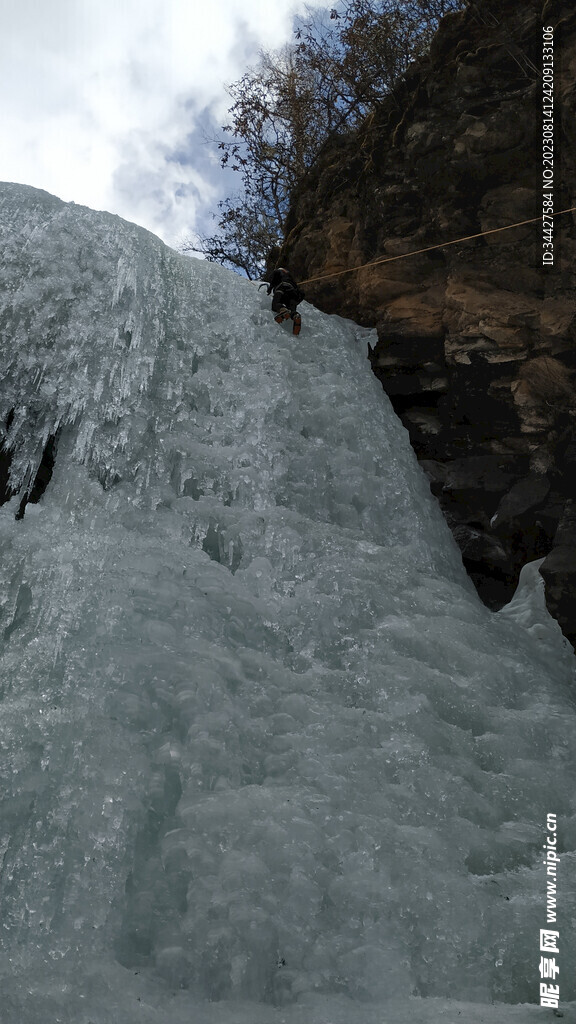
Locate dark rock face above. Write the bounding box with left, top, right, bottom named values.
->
left=281, top=0, right=576, bottom=643
left=541, top=501, right=576, bottom=643
left=0, top=408, right=58, bottom=519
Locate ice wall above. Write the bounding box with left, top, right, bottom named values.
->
left=0, top=183, right=574, bottom=1024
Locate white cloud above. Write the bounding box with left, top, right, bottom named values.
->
left=0, top=0, right=331, bottom=245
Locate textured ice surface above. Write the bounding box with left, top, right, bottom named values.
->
left=0, top=183, right=575, bottom=1023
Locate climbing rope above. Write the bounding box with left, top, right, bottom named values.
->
left=298, top=206, right=576, bottom=287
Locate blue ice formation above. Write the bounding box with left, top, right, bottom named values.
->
left=0, top=183, right=574, bottom=1024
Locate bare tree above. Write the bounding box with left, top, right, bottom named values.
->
left=182, top=196, right=281, bottom=281
left=184, top=0, right=464, bottom=275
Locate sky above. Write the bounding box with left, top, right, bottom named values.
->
left=1, top=0, right=331, bottom=248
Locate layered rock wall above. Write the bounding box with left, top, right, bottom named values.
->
left=281, top=0, right=576, bottom=643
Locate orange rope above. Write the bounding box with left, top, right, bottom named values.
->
left=298, top=206, right=576, bottom=286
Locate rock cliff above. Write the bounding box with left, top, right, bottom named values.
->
left=279, top=0, right=576, bottom=645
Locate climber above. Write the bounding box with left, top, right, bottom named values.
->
left=266, top=267, right=305, bottom=336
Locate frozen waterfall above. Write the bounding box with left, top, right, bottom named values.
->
left=0, top=182, right=574, bottom=1024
